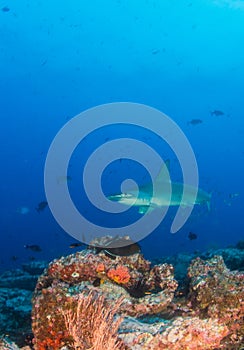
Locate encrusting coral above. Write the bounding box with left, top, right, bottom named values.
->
left=32, top=244, right=177, bottom=348
left=187, top=255, right=244, bottom=347
left=130, top=317, right=229, bottom=350
left=31, top=238, right=244, bottom=350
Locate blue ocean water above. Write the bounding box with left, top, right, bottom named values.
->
left=0, top=0, right=243, bottom=272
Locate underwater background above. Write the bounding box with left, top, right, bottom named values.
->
left=1, top=0, right=244, bottom=273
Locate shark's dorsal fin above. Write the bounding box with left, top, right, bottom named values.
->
left=155, top=159, right=170, bottom=184
left=165, top=159, right=170, bottom=172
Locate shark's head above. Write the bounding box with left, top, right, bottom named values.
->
left=107, top=193, right=130, bottom=204
left=108, top=192, right=150, bottom=207
left=108, top=192, right=137, bottom=205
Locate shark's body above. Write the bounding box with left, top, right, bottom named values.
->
left=108, top=165, right=211, bottom=214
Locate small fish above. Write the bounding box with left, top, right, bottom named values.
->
left=36, top=201, right=48, bottom=213
left=152, top=49, right=160, bottom=55
left=187, top=119, right=203, bottom=126
left=69, top=242, right=84, bottom=249
left=93, top=278, right=101, bottom=287
left=188, top=232, right=197, bottom=240
left=1, top=6, right=10, bottom=12
left=16, top=206, right=30, bottom=215
left=229, top=193, right=239, bottom=199
left=11, top=256, right=19, bottom=261
left=28, top=256, right=36, bottom=261
left=211, top=110, right=224, bottom=116
left=90, top=236, right=141, bottom=258
left=24, top=244, right=42, bottom=252
left=41, top=59, right=48, bottom=66
left=24, top=333, right=34, bottom=347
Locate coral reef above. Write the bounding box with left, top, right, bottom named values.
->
left=0, top=245, right=243, bottom=349
left=31, top=248, right=178, bottom=348
left=188, top=255, right=244, bottom=347
left=0, top=337, right=25, bottom=350
left=31, top=245, right=244, bottom=349
left=0, top=268, right=42, bottom=291
left=0, top=261, right=47, bottom=346
left=236, top=240, right=244, bottom=250
left=0, top=259, right=101, bottom=348
left=107, top=265, right=131, bottom=284
left=120, top=316, right=229, bottom=349
left=200, top=247, right=244, bottom=271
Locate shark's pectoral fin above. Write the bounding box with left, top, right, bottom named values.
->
left=138, top=206, right=154, bottom=214
left=138, top=206, right=148, bottom=214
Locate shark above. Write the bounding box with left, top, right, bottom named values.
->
left=108, top=161, right=211, bottom=214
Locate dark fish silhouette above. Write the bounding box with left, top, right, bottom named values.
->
left=24, top=244, right=42, bottom=252
left=188, top=119, right=203, bottom=126
left=92, top=236, right=141, bottom=258
left=103, top=242, right=141, bottom=258
left=23, top=333, right=34, bottom=347
left=152, top=49, right=160, bottom=55
left=211, top=110, right=224, bottom=116
left=36, top=201, right=48, bottom=213
left=188, top=232, right=197, bottom=240
left=11, top=256, right=19, bottom=261
left=69, top=242, right=84, bottom=249
left=1, top=6, right=10, bottom=12
left=29, top=256, right=36, bottom=261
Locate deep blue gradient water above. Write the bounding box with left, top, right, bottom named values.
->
left=0, top=0, right=243, bottom=272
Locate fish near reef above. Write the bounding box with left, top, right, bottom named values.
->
left=188, top=232, right=197, bottom=240
left=36, top=201, right=48, bottom=213
left=69, top=242, right=84, bottom=249
left=24, top=244, right=42, bottom=252
left=90, top=235, right=141, bottom=259
left=187, top=119, right=203, bottom=126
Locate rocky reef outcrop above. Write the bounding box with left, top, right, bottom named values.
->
left=31, top=244, right=244, bottom=350
left=31, top=248, right=178, bottom=348
left=0, top=245, right=243, bottom=349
